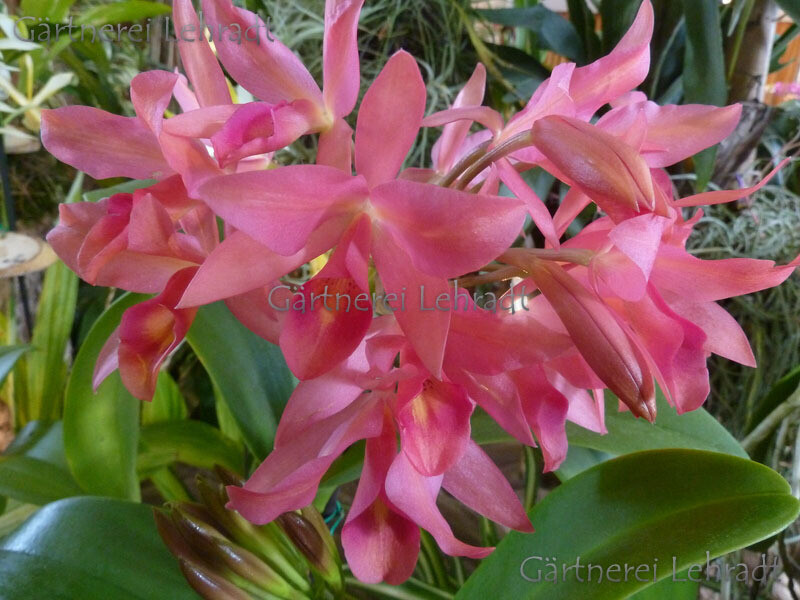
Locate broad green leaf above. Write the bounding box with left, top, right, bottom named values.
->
left=0, top=503, right=38, bottom=538
left=682, top=0, right=727, bottom=190
left=0, top=456, right=82, bottom=505
left=77, top=1, right=171, bottom=27
left=0, top=345, right=28, bottom=387
left=457, top=449, right=799, bottom=600
left=187, top=302, right=296, bottom=459
left=0, top=421, right=80, bottom=507
left=567, top=0, right=601, bottom=63
left=473, top=392, right=747, bottom=458
left=554, top=446, right=612, bottom=480
left=141, top=372, right=188, bottom=426
left=628, top=574, right=699, bottom=600
left=478, top=6, right=585, bottom=62
left=20, top=0, right=75, bottom=21
left=0, top=497, right=197, bottom=599
left=137, top=420, right=244, bottom=477
left=18, top=260, right=78, bottom=424
left=3, top=420, right=68, bottom=469
left=600, top=0, right=644, bottom=53
left=566, top=392, right=747, bottom=458
left=64, top=294, right=147, bottom=501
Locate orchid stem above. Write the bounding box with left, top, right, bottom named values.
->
left=453, top=130, right=535, bottom=190
left=435, top=140, right=491, bottom=188
left=499, top=247, right=594, bottom=268
left=455, top=265, right=524, bottom=288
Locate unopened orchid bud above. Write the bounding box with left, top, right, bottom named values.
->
left=530, top=115, right=655, bottom=218
left=173, top=507, right=305, bottom=600
left=277, top=508, right=343, bottom=592
left=195, top=476, right=310, bottom=592
left=521, top=257, right=656, bottom=421
left=178, top=558, right=253, bottom=600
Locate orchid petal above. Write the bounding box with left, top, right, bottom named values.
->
left=442, top=440, right=533, bottom=532
left=569, top=0, right=653, bottom=118
left=343, top=413, right=420, bottom=585
left=317, top=118, right=353, bottom=172
left=117, top=267, right=199, bottom=400
left=371, top=179, right=524, bottom=278
left=41, top=107, right=171, bottom=180
left=323, top=0, right=365, bottom=118
left=201, top=0, right=322, bottom=106
left=173, top=0, right=231, bottom=107
left=196, top=166, right=367, bottom=255
left=162, top=105, right=240, bottom=138
left=355, top=51, right=426, bottom=187
left=385, top=452, right=493, bottom=559
left=652, top=245, right=796, bottom=302
left=496, top=159, right=559, bottom=248
left=371, top=227, right=451, bottom=377
left=600, top=102, right=742, bottom=168
left=395, top=378, right=473, bottom=476
left=431, top=63, right=487, bottom=172
left=227, top=395, right=382, bottom=524
left=675, top=159, right=790, bottom=207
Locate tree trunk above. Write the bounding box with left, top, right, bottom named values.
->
left=729, top=0, right=780, bottom=102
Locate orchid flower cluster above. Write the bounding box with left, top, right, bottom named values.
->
left=40, top=0, right=797, bottom=585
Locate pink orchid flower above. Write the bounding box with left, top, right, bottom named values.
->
left=227, top=320, right=534, bottom=584
left=179, top=51, right=525, bottom=378
left=199, top=0, right=363, bottom=168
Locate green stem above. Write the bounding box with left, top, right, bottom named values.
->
left=345, top=576, right=454, bottom=600
left=150, top=467, right=191, bottom=502
left=523, top=446, right=538, bottom=514
left=420, top=531, right=449, bottom=591
left=741, top=381, right=800, bottom=453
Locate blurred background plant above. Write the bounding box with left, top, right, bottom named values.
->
left=0, top=1, right=798, bottom=599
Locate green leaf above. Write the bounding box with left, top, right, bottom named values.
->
left=20, top=0, right=75, bottom=21
left=186, top=302, right=296, bottom=459
left=682, top=0, right=727, bottom=190
left=457, top=449, right=799, bottom=600
left=0, top=497, right=197, bottom=598
left=478, top=6, right=585, bottom=62
left=76, top=1, right=172, bottom=27
left=566, top=391, right=747, bottom=458
left=4, top=420, right=68, bottom=469
left=18, top=260, right=78, bottom=424
left=137, top=420, right=244, bottom=477
left=0, top=345, right=28, bottom=388
left=600, top=0, right=644, bottom=54
left=0, top=456, right=82, bottom=505
left=82, top=179, right=156, bottom=203
left=472, top=391, right=747, bottom=459
left=567, top=0, right=601, bottom=64
left=141, top=372, right=188, bottom=426
left=628, top=574, right=699, bottom=600
left=64, top=294, right=147, bottom=501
